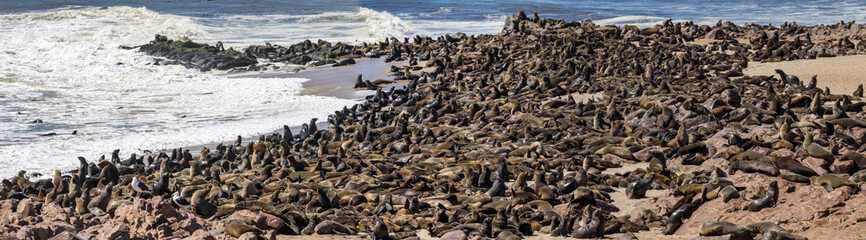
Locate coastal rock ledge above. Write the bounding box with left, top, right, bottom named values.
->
left=137, top=34, right=257, bottom=71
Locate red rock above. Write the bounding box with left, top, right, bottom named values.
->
left=260, top=230, right=278, bottom=240
left=42, top=203, right=69, bottom=221
left=699, top=158, right=728, bottom=173
left=704, top=28, right=726, bottom=39
left=97, top=224, right=130, bottom=240
left=720, top=89, right=741, bottom=107
left=726, top=108, right=750, bottom=122
left=802, top=157, right=830, bottom=175
left=16, top=225, right=51, bottom=240
left=628, top=190, right=680, bottom=227
left=553, top=203, right=569, bottom=216
left=691, top=234, right=751, bottom=240
left=48, top=231, right=84, bottom=240
left=260, top=213, right=287, bottom=230
left=230, top=209, right=266, bottom=228
left=830, top=160, right=859, bottom=174
left=702, top=129, right=734, bottom=155
left=182, top=229, right=215, bottom=240
left=238, top=232, right=258, bottom=240
left=38, top=221, right=76, bottom=237
left=171, top=216, right=205, bottom=236
left=769, top=149, right=796, bottom=158
left=441, top=230, right=467, bottom=240
left=16, top=198, right=35, bottom=218
left=674, top=179, right=853, bottom=236
left=760, top=114, right=775, bottom=124
left=683, top=115, right=711, bottom=129
left=0, top=187, right=8, bottom=200
left=600, top=154, right=632, bottom=166
left=614, top=232, right=638, bottom=240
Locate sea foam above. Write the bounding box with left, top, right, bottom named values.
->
left=0, top=6, right=356, bottom=178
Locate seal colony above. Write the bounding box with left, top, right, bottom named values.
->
left=3, top=11, right=866, bottom=240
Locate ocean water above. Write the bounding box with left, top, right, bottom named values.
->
left=1, top=0, right=865, bottom=178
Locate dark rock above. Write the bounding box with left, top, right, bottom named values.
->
left=138, top=39, right=256, bottom=71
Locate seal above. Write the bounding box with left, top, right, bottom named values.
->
left=192, top=188, right=217, bottom=217
left=748, top=180, right=778, bottom=211
left=745, top=221, right=786, bottom=235
left=354, top=74, right=367, bottom=89
left=811, top=174, right=857, bottom=192
left=729, top=160, right=779, bottom=176
left=571, top=209, right=604, bottom=238
left=594, top=145, right=637, bottom=160
left=804, top=133, right=834, bottom=162
left=774, top=69, right=799, bottom=86
left=625, top=177, right=652, bottom=199
left=87, top=183, right=112, bottom=214
left=699, top=221, right=753, bottom=238
left=550, top=217, right=572, bottom=237
left=224, top=219, right=261, bottom=237
left=718, top=185, right=740, bottom=202
left=855, top=84, right=864, bottom=97
left=372, top=217, right=389, bottom=240
left=771, top=157, right=817, bottom=177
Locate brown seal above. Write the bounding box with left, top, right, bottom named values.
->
left=699, top=221, right=753, bottom=238
left=748, top=180, right=778, bottom=211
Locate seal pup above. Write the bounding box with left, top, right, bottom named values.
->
left=748, top=181, right=778, bottom=211
left=664, top=188, right=707, bottom=234
left=550, top=217, right=572, bottom=236
left=804, top=75, right=817, bottom=89
left=774, top=69, right=799, bottom=86
left=625, top=177, right=652, bottom=199
left=572, top=209, right=604, bottom=238
left=151, top=173, right=170, bottom=196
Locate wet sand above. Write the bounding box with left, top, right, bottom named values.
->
left=231, top=58, right=398, bottom=99
left=185, top=58, right=399, bottom=153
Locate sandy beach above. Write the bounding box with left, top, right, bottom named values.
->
left=744, top=55, right=866, bottom=95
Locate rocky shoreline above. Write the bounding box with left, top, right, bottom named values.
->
left=137, top=36, right=257, bottom=71
left=5, top=11, right=866, bottom=240
left=137, top=35, right=366, bottom=72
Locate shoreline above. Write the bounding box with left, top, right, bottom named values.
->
left=184, top=57, right=401, bottom=155
left=5, top=14, right=866, bottom=240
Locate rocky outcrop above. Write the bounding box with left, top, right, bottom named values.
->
left=243, top=39, right=360, bottom=66
left=137, top=35, right=257, bottom=71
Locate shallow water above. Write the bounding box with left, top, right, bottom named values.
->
left=0, top=0, right=864, bottom=178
